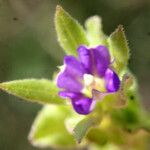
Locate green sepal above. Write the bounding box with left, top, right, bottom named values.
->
left=73, top=112, right=102, bottom=143
left=139, top=114, right=150, bottom=133
left=87, top=116, right=125, bottom=146
left=110, top=79, right=142, bottom=132
left=85, top=16, right=107, bottom=46
left=0, top=79, right=64, bottom=105
left=28, top=105, right=76, bottom=148
left=73, top=117, right=95, bottom=143
left=55, top=5, right=89, bottom=56
left=108, top=25, right=130, bottom=73
left=114, top=73, right=134, bottom=108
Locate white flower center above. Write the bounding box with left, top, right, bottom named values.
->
left=82, top=74, right=106, bottom=97
left=83, top=74, right=94, bottom=86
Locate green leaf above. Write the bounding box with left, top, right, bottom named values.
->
left=108, top=25, right=130, bottom=73
left=111, top=84, right=141, bottom=132
left=73, top=116, right=99, bottom=143
left=28, top=105, right=76, bottom=148
left=85, top=15, right=107, bottom=46
left=55, top=5, right=89, bottom=56
left=89, top=143, right=120, bottom=150
left=87, top=128, right=108, bottom=146
left=65, top=114, right=85, bottom=133
left=0, top=79, right=64, bottom=105
left=87, top=117, right=125, bottom=146
left=140, top=115, right=150, bottom=133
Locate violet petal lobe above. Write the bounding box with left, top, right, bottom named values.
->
left=59, top=91, right=82, bottom=99
left=64, top=55, right=86, bottom=78
left=71, top=96, right=93, bottom=115
left=93, top=45, right=110, bottom=77
left=78, top=45, right=92, bottom=73
left=57, top=70, right=83, bottom=92
left=105, top=68, right=120, bottom=92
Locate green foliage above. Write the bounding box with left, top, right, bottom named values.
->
left=85, top=16, right=107, bottom=46
left=87, top=128, right=108, bottom=146
left=108, top=25, right=130, bottom=73
left=73, top=117, right=96, bottom=143
left=28, top=105, right=76, bottom=148
left=55, top=5, right=89, bottom=56
left=110, top=76, right=145, bottom=132
left=0, top=79, right=64, bottom=105
left=0, top=5, right=149, bottom=150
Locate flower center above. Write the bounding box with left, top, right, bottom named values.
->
left=82, top=74, right=106, bottom=97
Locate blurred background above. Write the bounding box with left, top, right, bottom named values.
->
left=0, top=0, right=150, bottom=149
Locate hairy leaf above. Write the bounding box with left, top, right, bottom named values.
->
left=108, top=25, right=130, bottom=73
left=29, top=105, right=76, bottom=148
left=73, top=116, right=99, bottom=143
left=55, top=5, right=89, bottom=56
left=0, top=79, right=64, bottom=104
left=85, top=15, right=107, bottom=46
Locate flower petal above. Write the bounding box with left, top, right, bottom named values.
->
left=59, top=91, right=94, bottom=115
left=93, top=45, right=110, bottom=77
left=78, top=45, right=92, bottom=73
left=57, top=55, right=86, bottom=92
left=57, top=70, right=83, bottom=92
left=64, top=56, right=86, bottom=78
left=71, top=96, right=93, bottom=115
left=59, top=91, right=81, bottom=99
left=105, top=68, right=120, bottom=92
left=59, top=91, right=96, bottom=115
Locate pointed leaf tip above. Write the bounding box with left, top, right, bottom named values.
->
left=56, top=5, right=63, bottom=14
left=56, top=5, right=61, bottom=10
left=0, top=79, right=64, bottom=105
left=108, top=25, right=130, bottom=73
left=73, top=115, right=100, bottom=143
left=115, top=25, right=124, bottom=32
left=73, top=117, right=94, bottom=143
left=55, top=5, right=89, bottom=56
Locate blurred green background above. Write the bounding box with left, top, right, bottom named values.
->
left=0, top=0, right=150, bottom=149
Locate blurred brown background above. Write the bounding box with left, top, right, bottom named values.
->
left=0, top=0, right=150, bottom=149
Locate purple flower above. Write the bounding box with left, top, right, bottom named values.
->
left=56, top=45, right=120, bottom=115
